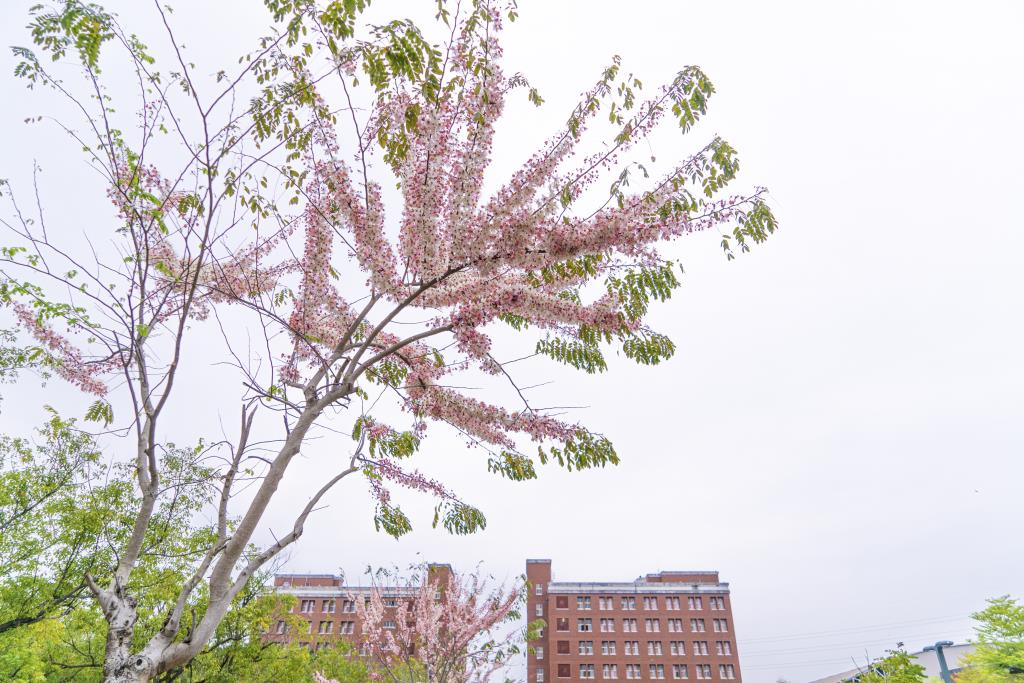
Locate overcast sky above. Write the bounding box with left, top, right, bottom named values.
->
left=2, top=1, right=1023, bottom=682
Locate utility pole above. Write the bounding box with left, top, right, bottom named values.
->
left=923, top=641, right=955, bottom=683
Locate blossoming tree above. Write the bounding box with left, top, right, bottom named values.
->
left=0, top=0, right=776, bottom=680
left=316, top=567, right=522, bottom=683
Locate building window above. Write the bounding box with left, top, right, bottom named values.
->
left=626, top=664, right=642, bottom=680
left=666, top=597, right=681, bottom=611
left=556, top=596, right=569, bottom=609
left=322, top=599, right=335, bottom=613
left=536, top=646, right=545, bottom=660
left=719, top=665, right=735, bottom=680
left=275, top=621, right=286, bottom=635
left=624, top=641, right=640, bottom=656
left=644, top=619, right=660, bottom=633
left=713, top=619, right=728, bottom=633
left=601, top=618, right=616, bottom=633
left=672, top=665, right=689, bottom=680
left=383, top=620, right=397, bottom=630
left=667, top=619, right=683, bottom=633
left=579, top=641, right=594, bottom=656
left=578, top=596, right=592, bottom=610
left=601, top=641, right=617, bottom=656
left=536, top=584, right=544, bottom=596
left=556, top=618, right=570, bottom=632
left=536, top=603, right=544, bottom=617
left=709, top=597, right=725, bottom=611
left=384, top=598, right=399, bottom=608
left=621, top=597, right=636, bottom=611
left=318, top=621, right=333, bottom=634
left=603, top=664, right=619, bottom=680
left=537, top=671, right=544, bottom=683
left=558, top=664, right=571, bottom=678
left=716, top=641, right=732, bottom=656
left=600, top=597, right=614, bottom=611
left=647, top=641, right=663, bottom=656
left=695, top=665, right=712, bottom=680
left=690, top=619, right=706, bottom=633
left=300, top=599, right=315, bottom=613
left=340, top=621, right=355, bottom=634
left=643, top=597, right=658, bottom=611
left=670, top=641, right=686, bottom=656
left=342, top=600, right=356, bottom=613
left=649, top=665, right=665, bottom=680
left=693, top=641, right=710, bottom=656
left=687, top=597, right=703, bottom=611
left=581, top=665, right=596, bottom=679
left=557, top=641, right=571, bottom=655
left=623, top=619, right=638, bottom=633
left=578, top=618, right=593, bottom=633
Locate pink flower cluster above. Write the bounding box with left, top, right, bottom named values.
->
left=321, top=568, right=519, bottom=683
left=271, top=4, right=768, bottom=465
left=11, top=302, right=108, bottom=395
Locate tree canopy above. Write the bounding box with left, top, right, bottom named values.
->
left=0, top=0, right=775, bottom=679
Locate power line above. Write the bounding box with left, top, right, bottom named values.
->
left=742, top=625, right=971, bottom=658
left=742, top=656, right=863, bottom=670
left=738, top=613, right=969, bottom=644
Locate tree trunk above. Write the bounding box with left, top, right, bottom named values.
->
left=98, top=583, right=159, bottom=683
left=103, top=665, right=153, bottom=683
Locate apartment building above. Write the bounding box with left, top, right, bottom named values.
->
left=265, top=563, right=452, bottom=650
left=527, top=560, right=741, bottom=683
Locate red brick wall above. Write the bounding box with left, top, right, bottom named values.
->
left=527, top=561, right=742, bottom=683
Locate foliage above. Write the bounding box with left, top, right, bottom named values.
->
left=0, top=0, right=775, bottom=679
left=959, top=596, right=1024, bottom=682
left=0, top=413, right=111, bottom=638
left=0, top=328, right=60, bottom=390
left=857, top=647, right=927, bottom=683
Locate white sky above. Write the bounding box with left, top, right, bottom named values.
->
left=2, top=1, right=1023, bottom=682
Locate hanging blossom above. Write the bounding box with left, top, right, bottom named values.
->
left=7, top=0, right=773, bottom=526
left=316, top=568, right=520, bottom=683
left=10, top=302, right=108, bottom=395
left=270, top=0, right=774, bottom=486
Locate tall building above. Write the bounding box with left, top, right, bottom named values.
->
left=265, top=564, right=452, bottom=650
left=526, top=560, right=741, bottom=683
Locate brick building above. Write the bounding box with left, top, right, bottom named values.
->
left=265, top=564, right=452, bottom=650
left=526, top=560, right=741, bottom=683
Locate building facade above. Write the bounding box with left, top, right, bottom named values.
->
left=527, top=560, right=741, bottom=683
left=265, top=564, right=452, bottom=650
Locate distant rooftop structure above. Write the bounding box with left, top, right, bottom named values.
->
left=526, top=559, right=729, bottom=594
left=808, top=643, right=975, bottom=683
left=271, top=563, right=452, bottom=594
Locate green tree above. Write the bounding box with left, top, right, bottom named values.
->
left=959, top=597, right=1024, bottom=682
left=0, top=412, right=111, bottom=637
left=857, top=647, right=927, bottom=683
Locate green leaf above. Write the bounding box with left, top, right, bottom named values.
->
left=538, top=431, right=618, bottom=472
left=536, top=337, right=607, bottom=374
left=374, top=504, right=412, bottom=538
left=486, top=451, right=538, bottom=481
left=434, top=502, right=486, bottom=535
left=84, top=399, right=113, bottom=427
